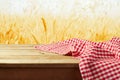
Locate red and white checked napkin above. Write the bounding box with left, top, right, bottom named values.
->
left=35, top=37, right=120, bottom=80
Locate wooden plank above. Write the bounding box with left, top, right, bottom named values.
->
left=0, top=64, right=82, bottom=80
left=0, top=45, right=82, bottom=80
left=0, top=45, right=79, bottom=64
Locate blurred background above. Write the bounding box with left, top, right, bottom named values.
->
left=0, top=0, right=120, bottom=44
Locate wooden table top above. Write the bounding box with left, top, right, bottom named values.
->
left=0, top=45, right=79, bottom=64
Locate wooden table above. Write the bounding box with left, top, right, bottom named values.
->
left=0, top=45, right=82, bottom=80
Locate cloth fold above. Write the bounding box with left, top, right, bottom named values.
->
left=35, top=37, right=120, bottom=80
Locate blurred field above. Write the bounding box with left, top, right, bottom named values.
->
left=0, top=0, right=120, bottom=44
left=0, top=14, right=120, bottom=44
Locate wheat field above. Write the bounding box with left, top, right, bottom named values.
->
left=0, top=0, right=120, bottom=44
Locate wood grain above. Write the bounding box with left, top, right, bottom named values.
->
left=0, top=45, right=82, bottom=80
left=0, top=45, right=79, bottom=64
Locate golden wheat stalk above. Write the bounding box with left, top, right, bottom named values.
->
left=0, top=15, right=120, bottom=44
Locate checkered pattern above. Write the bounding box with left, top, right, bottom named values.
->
left=35, top=37, right=120, bottom=80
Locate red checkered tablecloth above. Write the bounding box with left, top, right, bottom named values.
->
left=35, top=37, right=120, bottom=80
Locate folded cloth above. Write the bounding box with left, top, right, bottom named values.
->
left=35, top=37, right=120, bottom=80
